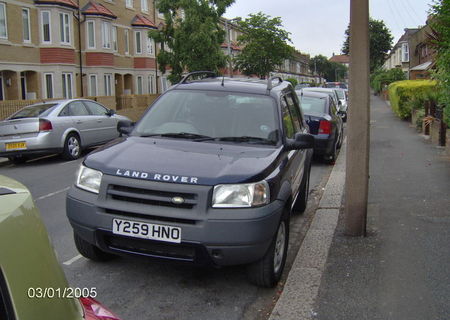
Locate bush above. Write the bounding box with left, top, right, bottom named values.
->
left=285, top=78, right=298, bottom=88
left=388, top=80, right=438, bottom=119
left=371, top=68, right=406, bottom=94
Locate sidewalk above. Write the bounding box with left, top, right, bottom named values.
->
left=270, top=94, right=450, bottom=320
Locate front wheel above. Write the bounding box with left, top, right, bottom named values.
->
left=246, top=216, right=289, bottom=288
left=74, top=233, right=115, bottom=262
left=293, top=164, right=310, bottom=214
left=62, top=133, right=81, bottom=160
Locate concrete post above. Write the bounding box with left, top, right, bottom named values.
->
left=344, top=0, right=370, bottom=236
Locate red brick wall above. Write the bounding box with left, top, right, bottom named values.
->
left=40, top=48, right=75, bottom=64
left=134, top=57, right=156, bottom=69
left=86, top=52, right=114, bottom=66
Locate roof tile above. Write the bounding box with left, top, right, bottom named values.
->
left=82, top=1, right=117, bottom=19
left=131, top=15, right=157, bottom=29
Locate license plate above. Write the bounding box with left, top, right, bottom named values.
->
left=112, top=218, right=181, bottom=243
left=5, top=142, right=27, bottom=151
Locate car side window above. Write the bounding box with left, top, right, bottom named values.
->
left=281, top=98, right=295, bottom=139
left=284, top=94, right=301, bottom=132
left=69, top=101, right=90, bottom=116
left=330, top=99, right=338, bottom=116
left=58, top=106, right=70, bottom=117
left=83, top=101, right=109, bottom=116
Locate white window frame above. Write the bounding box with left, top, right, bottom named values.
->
left=124, top=29, right=129, bottom=55
left=401, top=43, right=409, bottom=63
left=44, top=73, right=54, bottom=98
left=22, top=8, right=31, bottom=43
left=148, top=75, right=154, bottom=94
left=103, top=74, right=112, bottom=96
left=62, top=73, right=73, bottom=99
left=141, top=0, right=148, bottom=12
left=146, top=37, right=153, bottom=55
left=86, top=20, right=95, bottom=49
left=136, top=76, right=143, bottom=95
left=41, top=11, right=51, bottom=44
left=161, top=76, right=168, bottom=92
left=135, top=30, right=142, bottom=54
left=89, top=74, right=97, bottom=96
left=0, top=2, right=8, bottom=40
left=112, top=26, right=117, bottom=51
left=59, top=12, right=71, bottom=45
left=126, top=0, right=133, bottom=9
left=101, top=21, right=111, bottom=49
left=157, top=9, right=164, bottom=19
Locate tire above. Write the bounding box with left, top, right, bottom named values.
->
left=62, top=133, right=81, bottom=160
left=325, top=141, right=337, bottom=164
left=246, top=214, right=289, bottom=288
left=74, top=233, right=114, bottom=262
left=8, top=155, right=28, bottom=164
left=337, top=129, right=343, bottom=149
left=293, top=164, right=310, bottom=214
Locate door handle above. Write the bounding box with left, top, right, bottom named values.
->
left=97, top=120, right=102, bottom=123
left=76, top=120, right=82, bottom=124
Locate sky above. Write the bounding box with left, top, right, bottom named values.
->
left=224, top=0, right=433, bottom=58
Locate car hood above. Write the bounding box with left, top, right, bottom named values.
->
left=84, top=137, right=283, bottom=186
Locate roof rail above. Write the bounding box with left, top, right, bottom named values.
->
left=179, top=71, right=217, bottom=84
left=267, top=76, right=283, bottom=91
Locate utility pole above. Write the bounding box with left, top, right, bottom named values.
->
left=344, top=0, right=370, bottom=236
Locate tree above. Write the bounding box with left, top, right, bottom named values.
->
left=342, top=18, right=393, bottom=72
left=309, top=55, right=348, bottom=82
left=150, top=0, right=234, bottom=84
left=429, top=0, right=450, bottom=127
left=233, top=12, right=294, bottom=79
left=309, top=55, right=329, bottom=80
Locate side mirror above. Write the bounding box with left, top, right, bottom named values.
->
left=285, top=132, right=314, bottom=150
left=338, top=110, right=346, bottom=117
left=117, top=120, right=134, bottom=135
left=106, top=109, right=116, bottom=116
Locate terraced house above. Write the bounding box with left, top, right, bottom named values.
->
left=0, top=0, right=168, bottom=106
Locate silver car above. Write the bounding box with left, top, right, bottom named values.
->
left=0, top=99, right=131, bottom=163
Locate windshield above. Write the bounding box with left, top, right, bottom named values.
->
left=9, top=104, right=57, bottom=119
left=336, top=90, right=345, bottom=99
left=134, top=90, right=279, bottom=144
left=300, top=96, right=327, bottom=114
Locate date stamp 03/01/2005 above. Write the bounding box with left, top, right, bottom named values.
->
left=27, top=287, right=97, bottom=299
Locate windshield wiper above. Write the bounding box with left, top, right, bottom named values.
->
left=140, top=132, right=212, bottom=140
left=213, top=136, right=276, bottom=145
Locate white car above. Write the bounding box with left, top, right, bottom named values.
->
left=0, top=99, right=131, bottom=163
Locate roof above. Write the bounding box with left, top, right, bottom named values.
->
left=131, top=15, right=157, bottom=29
left=410, top=61, right=433, bottom=71
left=82, top=1, right=117, bottom=19
left=329, top=55, right=350, bottom=64
left=34, top=0, right=78, bottom=9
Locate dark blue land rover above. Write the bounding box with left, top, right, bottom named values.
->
left=66, top=72, right=314, bottom=287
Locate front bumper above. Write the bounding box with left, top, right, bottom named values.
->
left=66, top=175, right=285, bottom=266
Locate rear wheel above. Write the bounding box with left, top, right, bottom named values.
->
left=246, top=213, right=289, bottom=288
left=8, top=155, right=28, bottom=164
left=325, top=141, right=337, bottom=164
left=62, top=133, right=81, bottom=160
left=74, top=233, right=114, bottom=262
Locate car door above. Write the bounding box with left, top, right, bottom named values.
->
left=82, top=101, right=118, bottom=143
left=329, top=99, right=342, bottom=144
left=67, top=101, right=98, bottom=146
left=282, top=93, right=306, bottom=196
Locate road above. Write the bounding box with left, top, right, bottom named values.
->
left=0, top=152, right=332, bottom=320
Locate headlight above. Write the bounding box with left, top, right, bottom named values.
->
left=212, top=181, right=270, bottom=208
left=76, top=165, right=103, bottom=194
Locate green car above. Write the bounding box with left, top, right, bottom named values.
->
left=0, top=175, right=120, bottom=320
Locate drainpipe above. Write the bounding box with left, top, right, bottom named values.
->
left=76, top=0, right=84, bottom=97
left=153, top=0, right=159, bottom=94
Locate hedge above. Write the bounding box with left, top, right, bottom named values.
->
left=388, top=80, right=438, bottom=119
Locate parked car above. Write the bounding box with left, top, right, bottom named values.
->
left=334, top=88, right=348, bottom=120
left=0, top=99, right=131, bottom=163
left=66, top=72, right=314, bottom=288
left=323, top=82, right=348, bottom=89
left=297, top=90, right=344, bottom=163
left=301, top=87, right=346, bottom=121
left=0, top=175, right=121, bottom=320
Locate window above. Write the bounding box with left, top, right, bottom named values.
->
left=135, top=31, right=142, bottom=54
left=281, top=98, right=295, bottom=138
left=285, top=94, right=301, bottom=132
left=112, top=26, right=117, bottom=51
left=126, top=0, right=133, bottom=8
left=62, top=73, right=73, bottom=98
left=401, top=43, right=409, bottom=63
left=0, top=2, right=7, bottom=39
left=0, top=74, right=4, bottom=100
left=148, top=75, right=154, bottom=94
left=124, top=29, right=129, bottom=54
left=157, top=8, right=164, bottom=19
left=87, top=20, right=95, bottom=49
left=141, top=0, right=148, bottom=12
left=44, top=73, right=53, bottom=98
left=136, top=76, right=143, bottom=94
left=59, top=12, right=70, bottom=44
left=22, top=8, right=31, bottom=42
left=84, top=101, right=108, bottom=115
left=89, top=74, right=97, bottom=96
left=69, top=101, right=89, bottom=116
left=101, top=21, right=111, bottom=49
left=146, top=37, right=153, bottom=55
left=41, top=11, right=51, bottom=43
left=161, top=77, right=168, bottom=92
left=104, top=74, right=112, bottom=96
